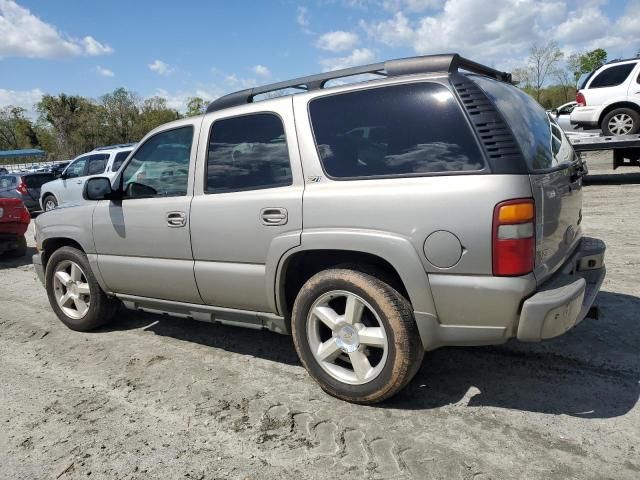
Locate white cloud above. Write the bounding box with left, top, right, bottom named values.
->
left=320, top=48, right=375, bottom=71
left=153, top=87, right=223, bottom=112
left=95, top=66, right=114, bottom=77
left=360, top=0, right=640, bottom=71
left=0, top=0, right=112, bottom=58
left=316, top=31, right=360, bottom=52
left=148, top=59, right=174, bottom=75
left=0, top=87, right=44, bottom=118
left=383, top=0, right=444, bottom=12
left=225, top=74, right=258, bottom=89
left=82, top=36, right=113, bottom=56
left=252, top=64, right=271, bottom=77
left=296, top=5, right=313, bottom=34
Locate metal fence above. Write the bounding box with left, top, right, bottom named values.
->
left=0, top=160, right=70, bottom=173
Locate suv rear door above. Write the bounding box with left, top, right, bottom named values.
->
left=473, top=76, right=584, bottom=284
left=189, top=97, right=303, bottom=314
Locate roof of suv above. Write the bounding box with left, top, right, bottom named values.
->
left=91, top=143, right=136, bottom=153
left=206, top=53, right=512, bottom=114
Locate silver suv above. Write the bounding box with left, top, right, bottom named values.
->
left=33, top=54, right=606, bottom=404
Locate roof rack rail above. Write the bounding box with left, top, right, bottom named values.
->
left=93, top=143, right=136, bottom=151
left=604, top=57, right=640, bottom=65
left=206, top=53, right=511, bottom=113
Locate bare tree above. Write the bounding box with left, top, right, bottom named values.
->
left=553, top=65, right=574, bottom=104
left=528, top=41, right=564, bottom=102
left=512, top=67, right=534, bottom=89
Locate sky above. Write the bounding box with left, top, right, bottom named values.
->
left=1, top=0, right=639, bottom=116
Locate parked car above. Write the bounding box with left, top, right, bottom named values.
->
left=0, top=198, right=30, bottom=257
left=33, top=53, right=605, bottom=404
left=50, top=161, right=71, bottom=177
left=549, top=101, right=577, bottom=131
left=0, top=172, right=56, bottom=212
left=570, top=58, right=640, bottom=135
left=39, top=144, right=134, bottom=211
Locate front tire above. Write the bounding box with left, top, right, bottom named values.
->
left=291, top=268, right=424, bottom=404
left=45, top=246, right=119, bottom=331
left=43, top=194, right=58, bottom=212
left=601, top=108, right=640, bottom=136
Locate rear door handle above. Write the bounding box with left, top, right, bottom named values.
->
left=166, top=211, right=187, bottom=227
left=261, top=207, right=288, bottom=226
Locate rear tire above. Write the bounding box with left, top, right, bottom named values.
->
left=291, top=268, right=424, bottom=404
left=45, top=246, right=119, bottom=331
left=43, top=194, right=57, bottom=211
left=601, top=108, right=640, bottom=136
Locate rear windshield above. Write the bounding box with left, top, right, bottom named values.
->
left=472, top=75, right=574, bottom=171
left=24, top=174, right=55, bottom=188
left=309, top=82, right=484, bottom=179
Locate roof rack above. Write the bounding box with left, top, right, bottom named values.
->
left=206, top=53, right=511, bottom=113
left=604, top=57, right=640, bottom=65
left=93, top=143, right=136, bottom=151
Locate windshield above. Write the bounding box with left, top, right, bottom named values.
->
left=577, top=70, right=595, bottom=90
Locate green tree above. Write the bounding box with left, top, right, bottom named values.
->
left=0, top=106, right=38, bottom=150
left=568, top=48, right=607, bottom=80
left=185, top=96, right=208, bottom=117
left=134, top=96, right=180, bottom=139
left=100, top=87, right=140, bottom=144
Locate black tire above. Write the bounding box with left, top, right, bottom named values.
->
left=291, top=268, right=424, bottom=404
left=42, top=194, right=58, bottom=212
left=601, top=108, right=640, bottom=136
left=6, top=236, right=27, bottom=257
left=45, top=246, right=119, bottom=331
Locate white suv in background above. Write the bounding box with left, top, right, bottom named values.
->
left=570, top=58, right=640, bottom=135
left=40, top=144, right=135, bottom=211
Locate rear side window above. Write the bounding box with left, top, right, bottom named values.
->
left=589, top=63, right=636, bottom=88
left=87, top=154, right=109, bottom=175
left=24, top=174, right=55, bottom=188
left=0, top=176, right=17, bottom=188
left=111, top=150, right=131, bottom=171
left=309, top=83, right=484, bottom=179
left=206, top=113, right=292, bottom=193
left=473, top=76, right=558, bottom=170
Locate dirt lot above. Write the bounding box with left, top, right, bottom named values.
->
left=0, top=151, right=638, bottom=480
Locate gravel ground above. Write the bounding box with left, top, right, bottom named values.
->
left=0, top=151, right=638, bottom=480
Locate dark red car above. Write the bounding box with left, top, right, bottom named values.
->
left=0, top=198, right=30, bottom=257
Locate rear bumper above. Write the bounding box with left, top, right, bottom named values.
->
left=517, top=237, right=606, bottom=342
left=570, top=107, right=600, bottom=127
left=0, top=235, right=23, bottom=255
left=33, top=252, right=45, bottom=285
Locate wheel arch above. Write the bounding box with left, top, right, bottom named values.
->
left=273, top=230, right=438, bottom=322
left=598, top=101, right=640, bottom=126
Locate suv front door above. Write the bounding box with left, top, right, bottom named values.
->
left=60, top=155, right=89, bottom=204
left=190, top=97, right=304, bottom=314
left=93, top=122, right=202, bottom=304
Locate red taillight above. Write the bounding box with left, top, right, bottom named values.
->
left=16, top=179, right=28, bottom=195
left=576, top=91, right=586, bottom=107
left=492, top=199, right=535, bottom=276
left=20, top=206, right=31, bottom=224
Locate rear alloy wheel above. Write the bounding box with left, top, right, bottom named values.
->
left=292, top=269, right=424, bottom=404
left=601, top=108, right=640, bottom=136
left=43, top=195, right=58, bottom=212
left=45, top=246, right=119, bottom=331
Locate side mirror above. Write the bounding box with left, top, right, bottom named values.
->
left=551, top=109, right=559, bottom=117
left=84, top=177, right=115, bottom=201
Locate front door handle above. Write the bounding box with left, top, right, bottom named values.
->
left=260, top=207, right=288, bottom=226
left=166, top=211, right=187, bottom=228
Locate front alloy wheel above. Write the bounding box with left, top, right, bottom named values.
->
left=53, top=260, right=91, bottom=319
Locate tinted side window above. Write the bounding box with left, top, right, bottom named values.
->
left=589, top=63, right=636, bottom=88
left=473, top=75, right=555, bottom=170
left=24, top=174, right=55, bottom=188
left=309, top=83, right=484, bottom=179
left=111, top=151, right=131, bottom=171
left=206, top=113, right=292, bottom=193
left=122, top=126, right=193, bottom=198
left=87, top=154, right=109, bottom=175
left=64, top=157, right=88, bottom=178
left=0, top=176, right=16, bottom=188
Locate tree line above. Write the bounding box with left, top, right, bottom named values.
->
left=0, top=89, right=209, bottom=160
left=0, top=45, right=633, bottom=161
